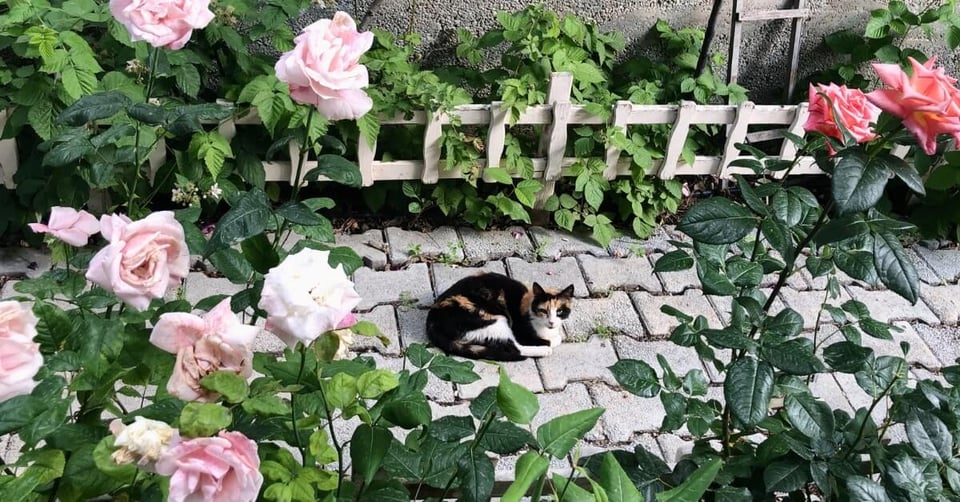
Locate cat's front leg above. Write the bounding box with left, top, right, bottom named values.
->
left=515, top=343, right=552, bottom=358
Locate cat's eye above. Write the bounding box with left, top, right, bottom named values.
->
left=558, top=308, right=570, bottom=317
left=536, top=308, right=547, bottom=315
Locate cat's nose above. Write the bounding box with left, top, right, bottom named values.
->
left=547, top=322, right=556, bottom=329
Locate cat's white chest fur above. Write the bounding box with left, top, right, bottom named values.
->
left=462, top=316, right=557, bottom=358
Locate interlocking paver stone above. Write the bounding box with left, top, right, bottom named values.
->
left=808, top=373, right=855, bottom=413
left=612, top=338, right=711, bottom=381
left=834, top=372, right=892, bottom=425
left=353, top=305, right=401, bottom=356
left=533, top=384, right=604, bottom=441
left=845, top=285, right=939, bottom=324
left=911, top=323, right=960, bottom=367
left=0, top=247, right=50, bottom=278
left=1, top=279, right=18, bottom=298
left=504, top=256, right=588, bottom=298
left=396, top=307, right=429, bottom=347
left=578, top=255, right=662, bottom=294
left=912, top=246, right=960, bottom=284
left=631, top=290, right=723, bottom=337
left=656, top=434, right=695, bottom=467
left=335, top=230, right=387, bottom=270
left=353, top=263, right=433, bottom=310
left=182, top=272, right=243, bottom=306
left=762, top=253, right=814, bottom=291
left=459, top=226, right=535, bottom=263
left=496, top=452, right=570, bottom=482
left=608, top=226, right=681, bottom=257
left=651, top=252, right=699, bottom=294
left=907, top=248, right=942, bottom=286
left=858, top=321, right=940, bottom=368
left=920, top=284, right=960, bottom=325
left=385, top=226, right=462, bottom=266
left=457, top=358, right=543, bottom=400
left=528, top=226, right=608, bottom=259
left=563, top=292, right=645, bottom=340
left=537, top=336, right=619, bottom=391
left=592, top=383, right=722, bottom=441
left=779, top=288, right=852, bottom=330
left=431, top=261, right=507, bottom=297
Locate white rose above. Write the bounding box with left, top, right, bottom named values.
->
left=110, top=416, right=179, bottom=467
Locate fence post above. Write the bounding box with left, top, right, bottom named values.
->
left=658, top=101, right=697, bottom=179
left=535, top=73, right=574, bottom=208
left=486, top=102, right=508, bottom=169
left=0, top=109, right=18, bottom=189
left=603, top=101, right=633, bottom=180
left=422, top=110, right=443, bottom=184
left=718, top=101, right=755, bottom=179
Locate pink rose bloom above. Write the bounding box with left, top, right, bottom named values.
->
left=110, top=0, right=214, bottom=50
left=86, top=211, right=190, bottom=311
left=866, top=57, right=960, bottom=155
left=0, top=301, right=42, bottom=403
left=155, top=431, right=263, bottom=502
left=804, top=83, right=880, bottom=151
left=259, top=248, right=362, bottom=349
left=275, top=11, right=375, bottom=120
left=28, top=207, right=100, bottom=247
left=150, top=298, right=258, bottom=402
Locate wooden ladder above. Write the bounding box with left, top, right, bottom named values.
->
left=727, top=0, right=810, bottom=103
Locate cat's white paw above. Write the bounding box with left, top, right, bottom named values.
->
left=549, top=336, right=562, bottom=348
left=518, top=345, right=553, bottom=358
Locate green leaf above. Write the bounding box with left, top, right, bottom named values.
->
left=501, top=451, right=550, bottom=502
left=2, top=449, right=66, bottom=501
left=873, top=231, right=919, bottom=304
left=351, top=424, right=392, bottom=486
left=609, top=359, right=661, bottom=398
left=761, top=339, right=825, bottom=375
left=191, top=131, right=233, bottom=180
left=725, top=357, right=774, bottom=427
left=179, top=402, right=232, bottom=437
left=207, top=247, right=255, bottom=284
left=656, top=457, right=722, bottom=502
left=763, top=457, right=810, bottom=493
left=497, top=368, right=539, bottom=424
left=883, top=154, right=925, bottom=195
left=763, top=308, right=803, bottom=339
left=726, top=257, right=763, bottom=287
left=457, top=447, right=495, bottom=502
left=382, top=393, right=432, bottom=428
left=56, top=91, right=130, bottom=126
left=427, top=355, right=481, bottom=384
left=906, top=410, right=953, bottom=462
left=784, top=394, right=834, bottom=440
left=206, top=188, right=272, bottom=255
left=477, top=420, right=533, bottom=454
left=832, top=150, right=890, bottom=215
left=677, top=198, right=757, bottom=245
left=75, top=317, right=122, bottom=377
left=599, top=452, right=644, bottom=502
left=239, top=234, right=278, bottom=276
left=276, top=201, right=323, bottom=226
left=322, top=373, right=357, bottom=409
left=427, top=416, right=475, bottom=442
left=654, top=250, right=694, bottom=273
left=537, top=408, right=604, bottom=458
left=484, top=167, right=513, bottom=185
left=199, top=371, right=250, bottom=403
left=771, top=189, right=805, bottom=227
left=553, top=473, right=596, bottom=502
left=309, top=430, right=338, bottom=465
left=855, top=356, right=904, bottom=398
left=356, top=370, right=399, bottom=399
left=823, top=342, right=873, bottom=373
left=173, top=63, right=201, bottom=97
left=846, top=476, right=891, bottom=502
left=514, top=180, right=541, bottom=208
left=303, top=155, right=363, bottom=187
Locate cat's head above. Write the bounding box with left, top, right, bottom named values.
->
left=529, top=283, right=575, bottom=341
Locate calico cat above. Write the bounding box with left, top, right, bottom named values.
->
left=425, top=272, right=574, bottom=361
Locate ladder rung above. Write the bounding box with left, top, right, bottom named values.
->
left=739, top=8, right=810, bottom=21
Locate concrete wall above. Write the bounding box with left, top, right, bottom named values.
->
left=313, top=0, right=958, bottom=104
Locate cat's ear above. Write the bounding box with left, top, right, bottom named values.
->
left=532, top=282, right=546, bottom=296
left=559, top=284, right=575, bottom=298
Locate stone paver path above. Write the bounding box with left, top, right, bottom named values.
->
left=2, top=225, right=960, bottom=479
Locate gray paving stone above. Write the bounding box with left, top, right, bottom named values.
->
left=912, top=246, right=960, bottom=284
left=592, top=383, right=722, bottom=441
left=528, top=226, right=608, bottom=260
left=577, top=255, right=662, bottom=294
left=457, top=358, right=543, bottom=400
left=385, top=227, right=462, bottom=267
left=533, top=384, right=604, bottom=442
left=504, top=256, right=588, bottom=298
left=396, top=307, right=429, bottom=347
left=563, top=292, right=646, bottom=341
left=353, top=305, right=401, bottom=356
left=656, top=434, right=695, bottom=467
left=845, top=286, right=939, bottom=324
left=612, top=338, right=711, bottom=383
left=834, top=372, right=892, bottom=425
left=907, top=248, right=942, bottom=286
left=630, top=434, right=665, bottom=459
left=537, top=336, right=619, bottom=391
left=608, top=226, right=681, bottom=257
left=182, top=272, right=243, bottom=306
left=371, top=353, right=456, bottom=403
left=253, top=329, right=287, bottom=354
left=335, top=230, right=387, bottom=270
left=1, top=279, right=19, bottom=299
left=912, top=323, right=960, bottom=367
left=0, top=247, right=51, bottom=278
left=650, top=252, right=699, bottom=294
left=858, top=322, right=940, bottom=369
left=353, top=263, right=433, bottom=310
left=2, top=434, right=24, bottom=465
left=429, top=401, right=472, bottom=419
left=779, top=288, right=852, bottom=330
left=496, top=451, right=570, bottom=482
left=762, top=253, right=813, bottom=291
left=431, top=262, right=506, bottom=297
left=920, top=284, right=960, bottom=325
left=807, top=373, right=855, bottom=413
left=459, top=226, right=535, bottom=263
left=631, top=290, right=723, bottom=337
left=707, top=288, right=783, bottom=325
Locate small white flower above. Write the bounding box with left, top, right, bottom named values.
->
left=205, top=183, right=223, bottom=200
left=110, top=417, right=178, bottom=466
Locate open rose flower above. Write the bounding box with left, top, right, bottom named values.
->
left=155, top=431, right=263, bottom=502
left=866, top=57, right=960, bottom=155
left=28, top=207, right=100, bottom=247
left=275, top=11, right=374, bottom=120
left=150, top=298, right=258, bottom=402
left=259, top=248, right=361, bottom=348
left=110, top=417, right=180, bottom=470
left=110, top=0, right=214, bottom=50
left=86, top=211, right=190, bottom=311
left=0, top=301, right=42, bottom=403
left=804, top=83, right=880, bottom=151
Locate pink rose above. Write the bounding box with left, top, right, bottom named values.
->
left=86, top=211, right=190, bottom=311
left=0, top=301, right=42, bottom=403
left=275, top=11, right=375, bottom=120
left=259, top=248, right=362, bottom=349
left=28, top=207, right=100, bottom=247
left=155, top=431, right=263, bottom=502
left=804, top=83, right=880, bottom=150
left=150, top=299, right=258, bottom=402
left=866, top=57, right=960, bottom=155
left=110, top=0, right=214, bottom=50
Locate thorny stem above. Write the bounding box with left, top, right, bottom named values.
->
left=316, top=364, right=345, bottom=499
left=290, top=345, right=309, bottom=466
left=290, top=110, right=315, bottom=203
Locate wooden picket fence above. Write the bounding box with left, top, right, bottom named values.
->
left=1, top=73, right=828, bottom=203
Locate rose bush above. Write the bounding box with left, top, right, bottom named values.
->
left=109, top=0, right=215, bottom=50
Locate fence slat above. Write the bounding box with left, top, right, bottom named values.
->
left=658, top=101, right=697, bottom=179
left=779, top=102, right=808, bottom=161
left=357, top=134, right=376, bottom=187
left=535, top=73, right=574, bottom=208
left=0, top=109, right=18, bottom=189
left=486, top=102, right=508, bottom=169
left=718, top=101, right=755, bottom=179
left=421, top=110, right=443, bottom=184
left=537, top=73, right=574, bottom=156
left=604, top=101, right=632, bottom=180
